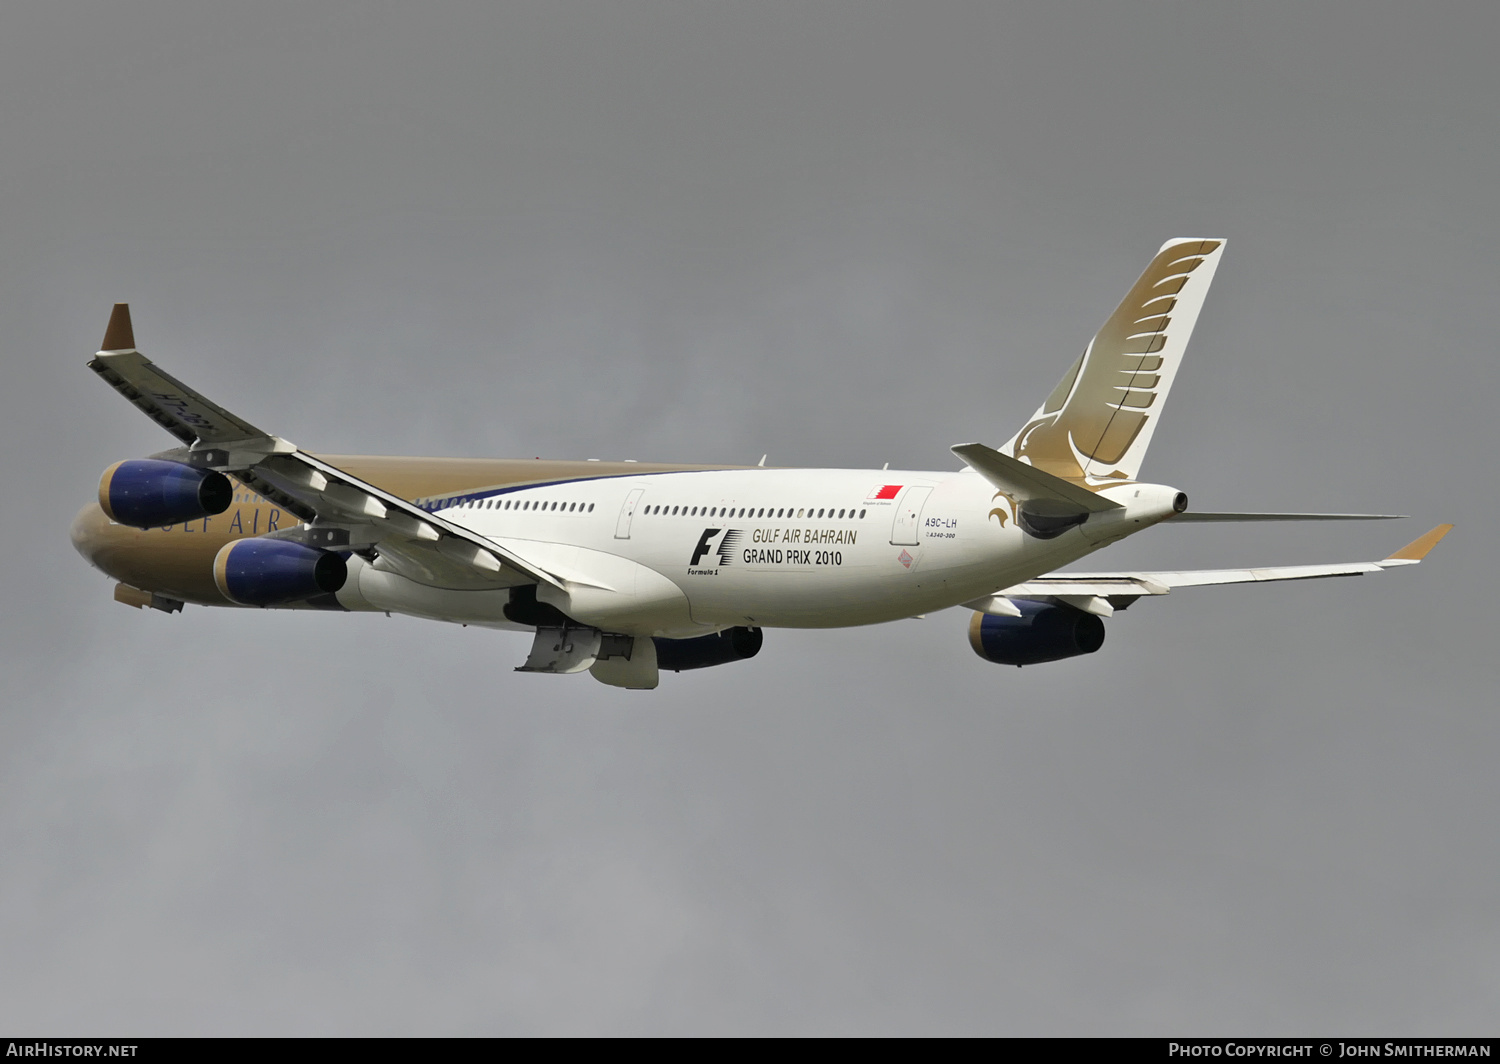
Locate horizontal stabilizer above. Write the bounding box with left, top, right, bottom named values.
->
left=951, top=442, right=1121, bottom=513
left=1173, top=511, right=1405, bottom=522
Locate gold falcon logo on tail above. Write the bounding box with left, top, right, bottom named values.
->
left=1004, top=238, right=1224, bottom=484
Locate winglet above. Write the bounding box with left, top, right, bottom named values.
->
left=1384, top=523, right=1453, bottom=562
left=101, top=303, right=135, bottom=351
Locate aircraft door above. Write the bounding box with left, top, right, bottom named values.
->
left=889, top=486, right=933, bottom=546
left=614, top=488, right=645, bottom=539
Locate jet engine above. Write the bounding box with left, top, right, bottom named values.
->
left=654, top=626, right=764, bottom=671
left=213, top=538, right=347, bottom=606
left=968, top=601, right=1105, bottom=666
left=98, top=459, right=232, bottom=528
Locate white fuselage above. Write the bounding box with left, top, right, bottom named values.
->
left=342, top=466, right=1182, bottom=637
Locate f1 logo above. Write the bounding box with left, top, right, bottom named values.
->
left=690, top=528, right=724, bottom=566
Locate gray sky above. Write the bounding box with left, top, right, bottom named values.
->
left=1, top=1, right=1496, bottom=1035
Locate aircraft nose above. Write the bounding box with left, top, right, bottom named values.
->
left=70, top=503, right=111, bottom=567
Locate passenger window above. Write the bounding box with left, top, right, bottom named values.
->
left=859, top=509, right=866, bottom=518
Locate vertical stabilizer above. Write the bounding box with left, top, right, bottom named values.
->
left=1003, top=238, right=1224, bottom=483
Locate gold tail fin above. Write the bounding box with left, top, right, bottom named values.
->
left=1004, top=238, right=1225, bottom=483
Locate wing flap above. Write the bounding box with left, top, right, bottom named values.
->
left=1005, top=526, right=1452, bottom=601
left=255, top=451, right=563, bottom=589
left=1002, top=575, right=1171, bottom=597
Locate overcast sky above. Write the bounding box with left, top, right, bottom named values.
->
left=1, top=1, right=1496, bottom=1035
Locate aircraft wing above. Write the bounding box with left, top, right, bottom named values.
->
left=88, top=305, right=560, bottom=591
left=985, top=524, right=1452, bottom=615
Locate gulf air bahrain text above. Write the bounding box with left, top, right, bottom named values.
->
left=72, top=239, right=1450, bottom=689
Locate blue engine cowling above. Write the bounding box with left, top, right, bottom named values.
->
left=654, top=626, right=763, bottom=671
left=968, top=601, right=1105, bottom=666
left=213, top=538, right=347, bottom=606
left=98, top=459, right=232, bottom=528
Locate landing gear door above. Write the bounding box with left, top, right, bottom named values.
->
left=889, top=485, right=933, bottom=546
left=615, top=488, right=645, bottom=539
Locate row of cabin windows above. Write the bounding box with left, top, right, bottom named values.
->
left=411, top=497, right=867, bottom=521
left=645, top=505, right=867, bottom=520
left=417, top=497, right=595, bottom=514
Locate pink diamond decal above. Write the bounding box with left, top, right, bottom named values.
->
left=898, top=550, right=913, bottom=569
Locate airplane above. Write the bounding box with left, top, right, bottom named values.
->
left=71, top=238, right=1451, bottom=689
